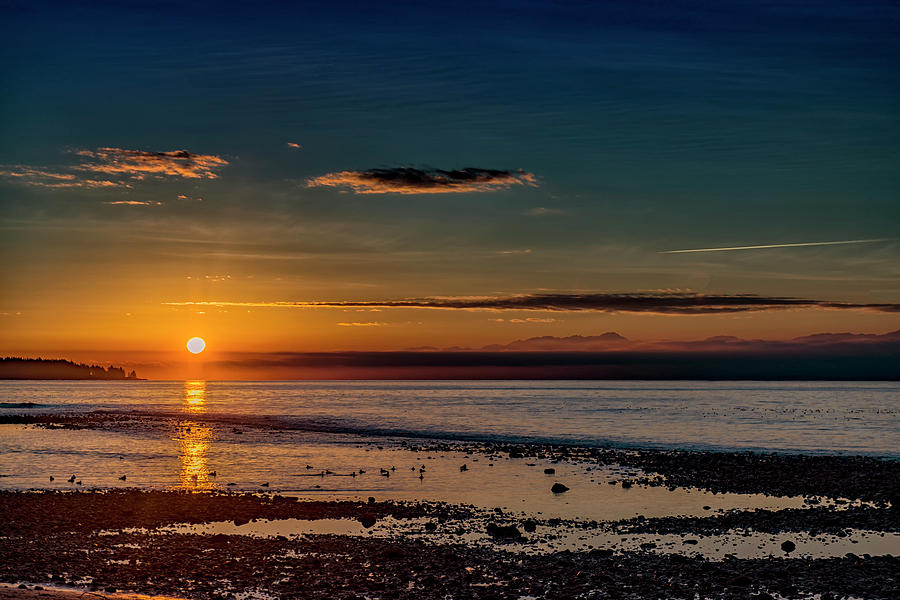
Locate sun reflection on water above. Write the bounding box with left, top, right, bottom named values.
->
left=183, top=380, right=207, bottom=412
left=177, top=381, right=215, bottom=489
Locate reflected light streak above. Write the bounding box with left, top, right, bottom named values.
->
left=183, top=380, right=206, bottom=412
left=178, top=381, right=214, bottom=489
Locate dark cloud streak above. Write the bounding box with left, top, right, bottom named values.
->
left=306, top=167, right=537, bottom=194
left=164, top=292, right=900, bottom=315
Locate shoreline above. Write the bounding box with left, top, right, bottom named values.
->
left=5, top=409, right=899, bottom=502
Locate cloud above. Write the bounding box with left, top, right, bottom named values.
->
left=162, top=292, right=900, bottom=315
left=104, top=200, right=162, bottom=206
left=306, top=167, right=537, bottom=194
left=494, top=317, right=560, bottom=323
left=498, top=249, right=532, bottom=255
left=287, top=142, right=302, bottom=149
left=337, top=322, right=387, bottom=327
left=1, top=146, right=227, bottom=191
left=661, top=238, right=893, bottom=254
left=0, top=166, right=124, bottom=189
left=524, top=207, right=567, bottom=216
left=76, top=147, right=228, bottom=179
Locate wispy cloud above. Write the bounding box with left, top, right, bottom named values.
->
left=307, top=167, right=537, bottom=194
left=104, top=200, right=162, bottom=206
left=493, top=317, right=560, bottom=323
left=287, top=142, right=302, bottom=149
left=337, top=322, right=387, bottom=327
left=163, top=292, right=900, bottom=315
left=524, top=207, right=567, bottom=216
left=1, top=147, right=228, bottom=191
left=661, top=238, right=893, bottom=254
left=75, top=148, right=228, bottom=179
left=498, top=248, right=532, bottom=255
left=0, top=166, right=124, bottom=189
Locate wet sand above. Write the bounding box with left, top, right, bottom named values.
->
left=1, top=484, right=897, bottom=598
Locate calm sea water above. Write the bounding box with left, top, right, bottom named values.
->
left=1, top=380, right=897, bottom=455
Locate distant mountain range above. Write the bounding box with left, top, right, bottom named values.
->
left=0, top=357, right=141, bottom=380
left=408, top=329, right=900, bottom=353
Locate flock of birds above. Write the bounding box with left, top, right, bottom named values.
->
left=46, top=462, right=481, bottom=488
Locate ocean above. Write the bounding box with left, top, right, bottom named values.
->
left=1, top=380, right=897, bottom=454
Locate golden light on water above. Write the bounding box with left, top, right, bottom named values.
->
left=183, top=380, right=207, bottom=412
left=186, top=337, right=206, bottom=354
left=178, top=380, right=214, bottom=489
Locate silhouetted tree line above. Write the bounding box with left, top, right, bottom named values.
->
left=0, top=357, right=141, bottom=380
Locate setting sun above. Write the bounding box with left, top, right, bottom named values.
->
left=186, top=337, right=206, bottom=354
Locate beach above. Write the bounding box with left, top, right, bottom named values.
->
left=0, top=382, right=900, bottom=600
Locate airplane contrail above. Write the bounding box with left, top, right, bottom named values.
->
left=661, top=238, right=892, bottom=254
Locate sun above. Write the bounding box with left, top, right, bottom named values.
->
left=186, top=337, right=206, bottom=354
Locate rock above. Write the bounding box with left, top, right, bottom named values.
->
left=522, top=520, right=537, bottom=533
left=368, top=496, right=376, bottom=504
left=359, top=515, right=377, bottom=528
left=781, top=540, right=796, bottom=553
left=543, top=468, right=556, bottom=474
left=486, top=522, right=521, bottom=539
left=551, top=483, right=570, bottom=493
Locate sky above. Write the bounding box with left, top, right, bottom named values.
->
left=1, top=1, right=898, bottom=378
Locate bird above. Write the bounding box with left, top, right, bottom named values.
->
left=418, top=473, right=424, bottom=480
left=68, top=475, right=75, bottom=483
left=306, top=465, right=313, bottom=470
left=49, top=476, right=54, bottom=482
left=76, top=480, right=82, bottom=485
left=261, top=482, right=270, bottom=487
left=459, top=464, right=468, bottom=472
left=390, top=466, right=396, bottom=471
left=118, top=475, right=127, bottom=481
left=379, top=469, right=390, bottom=477
left=208, top=471, right=217, bottom=477
left=359, top=469, right=366, bottom=474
